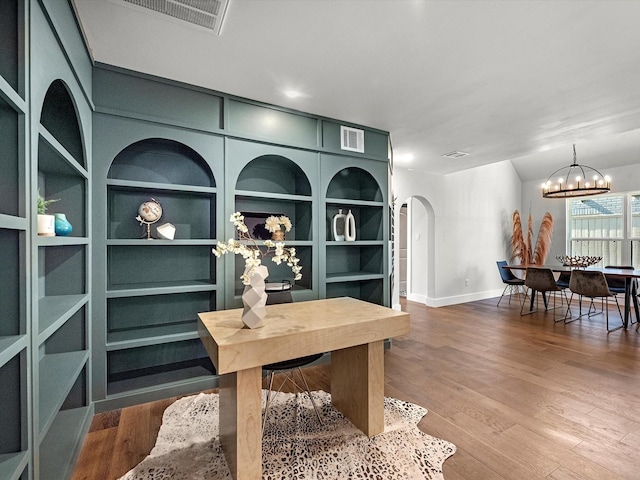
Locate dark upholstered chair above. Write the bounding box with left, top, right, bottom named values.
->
left=603, top=265, right=633, bottom=294
left=262, top=288, right=323, bottom=433
left=496, top=261, right=525, bottom=306
left=567, top=269, right=623, bottom=332
left=556, top=271, right=571, bottom=289
left=604, top=266, right=637, bottom=327
left=520, top=267, right=568, bottom=322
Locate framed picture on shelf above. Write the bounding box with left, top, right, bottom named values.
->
left=241, top=212, right=284, bottom=240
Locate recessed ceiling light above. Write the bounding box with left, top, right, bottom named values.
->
left=442, top=151, right=469, bottom=158
left=395, top=153, right=414, bottom=163
left=284, top=90, right=302, bottom=99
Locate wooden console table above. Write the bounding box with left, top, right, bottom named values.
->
left=197, top=297, right=410, bottom=480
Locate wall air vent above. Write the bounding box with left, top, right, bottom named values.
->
left=340, top=126, right=365, bottom=153
left=108, top=0, right=230, bottom=35
left=442, top=151, right=469, bottom=159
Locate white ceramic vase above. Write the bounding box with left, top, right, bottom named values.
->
left=37, top=214, right=56, bottom=236
left=332, top=208, right=346, bottom=241
left=241, top=265, right=269, bottom=329
left=345, top=209, right=356, bottom=241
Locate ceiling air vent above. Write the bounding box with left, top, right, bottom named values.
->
left=108, top=0, right=230, bottom=35
left=340, top=126, right=365, bottom=153
left=442, top=151, right=469, bottom=159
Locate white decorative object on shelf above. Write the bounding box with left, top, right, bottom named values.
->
left=157, top=223, right=176, bottom=240
left=241, top=265, right=269, bottom=329
left=345, top=209, right=356, bottom=241
left=37, top=214, right=55, bottom=237
left=36, top=190, right=59, bottom=236
left=332, top=209, right=346, bottom=241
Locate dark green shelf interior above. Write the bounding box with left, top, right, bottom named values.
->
left=107, top=340, right=215, bottom=395
left=326, top=167, right=382, bottom=202
left=0, top=229, right=23, bottom=337
left=326, top=245, right=384, bottom=276
left=38, top=245, right=86, bottom=297
left=0, top=353, right=25, bottom=455
left=108, top=245, right=215, bottom=287
left=0, top=0, right=19, bottom=93
left=37, top=166, right=87, bottom=237
left=108, top=188, right=216, bottom=239
left=39, top=406, right=90, bottom=480
left=0, top=98, right=21, bottom=217
left=235, top=196, right=312, bottom=241
left=326, top=279, right=384, bottom=305
left=38, top=294, right=86, bottom=338
left=108, top=291, right=215, bottom=340
left=236, top=154, right=311, bottom=196
left=44, top=307, right=86, bottom=354
left=40, top=80, right=84, bottom=167
left=325, top=204, right=383, bottom=241
left=108, top=138, right=214, bottom=187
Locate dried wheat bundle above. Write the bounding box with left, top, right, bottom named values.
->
left=511, top=210, right=525, bottom=264
left=526, top=213, right=533, bottom=265
left=533, top=212, right=554, bottom=265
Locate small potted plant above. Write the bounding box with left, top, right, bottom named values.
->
left=37, top=190, right=59, bottom=236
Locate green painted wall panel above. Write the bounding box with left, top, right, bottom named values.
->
left=228, top=99, right=318, bottom=147
left=39, top=0, right=93, bottom=100
left=93, top=68, right=223, bottom=131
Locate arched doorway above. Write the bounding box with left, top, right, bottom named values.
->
left=394, top=195, right=434, bottom=308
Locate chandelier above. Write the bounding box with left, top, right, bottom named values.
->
left=542, top=144, right=611, bottom=198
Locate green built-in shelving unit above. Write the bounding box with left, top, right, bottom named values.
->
left=1, top=0, right=392, bottom=474
left=0, top=1, right=30, bottom=479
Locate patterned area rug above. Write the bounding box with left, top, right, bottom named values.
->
left=119, top=390, right=456, bottom=479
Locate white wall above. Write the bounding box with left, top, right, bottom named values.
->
left=392, top=160, right=521, bottom=308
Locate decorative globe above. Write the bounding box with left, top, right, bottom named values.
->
left=138, top=199, right=162, bottom=223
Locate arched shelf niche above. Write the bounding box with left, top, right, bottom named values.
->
left=324, top=166, right=385, bottom=305
left=40, top=79, right=84, bottom=167
left=325, top=167, right=383, bottom=242
left=326, top=167, right=382, bottom=202
left=236, top=154, right=311, bottom=196
left=107, top=138, right=216, bottom=240
left=109, top=138, right=214, bottom=187
left=233, top=154, right=313, bottom=294
left=104, top=137, right=217, bottom=398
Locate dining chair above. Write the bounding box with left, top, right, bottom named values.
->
left=261, top=287, right=323, bottom=434
left=604, top=265, right=637, bottom=328
left=496, top=261, right=525, bottom=307
left=567, top=269, right=623, bottom=332
left=520, top=267, right=569, bottom=322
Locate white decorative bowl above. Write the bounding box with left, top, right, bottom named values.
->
left=156, top=223, right=176, bottom=240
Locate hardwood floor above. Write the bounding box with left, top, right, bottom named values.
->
left=72, top=296, right=640, bottom=479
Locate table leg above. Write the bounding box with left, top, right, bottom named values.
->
left=331, top=340, right=384, bottom=437
left=624, top=278, right=632, bottom=329
left=633, top=281, right=640, bottom=325
left=219, top=366, right=262, bottom=480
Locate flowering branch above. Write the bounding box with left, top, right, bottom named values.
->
left=212, top=212, right=302, bottom=285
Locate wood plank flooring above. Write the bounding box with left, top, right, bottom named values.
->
left=72, top=296, right=640, bottom=479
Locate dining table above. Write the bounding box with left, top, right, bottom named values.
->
left=503, top=264, right=640, bottom=329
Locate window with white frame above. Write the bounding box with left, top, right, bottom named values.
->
left=567, top=192, right=640, bottom=267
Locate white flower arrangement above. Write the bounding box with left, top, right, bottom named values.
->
left=212, top=212, right=302, bottom=285
left=265, top=215, right=292, bottom=234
